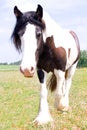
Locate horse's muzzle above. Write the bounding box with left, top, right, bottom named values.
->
left=20, top=66, right=35, bottom=77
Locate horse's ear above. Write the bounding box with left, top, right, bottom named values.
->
left=36, top=4, right=43, bottom=19
left=14, top=6, right=23, bottom=19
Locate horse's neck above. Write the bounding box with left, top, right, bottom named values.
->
left=43, top=13, right=63, bottom=39
left=43, top=14, right=71, bottom=49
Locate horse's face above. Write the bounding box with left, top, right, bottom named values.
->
left=12, top=5, right=45, bottom=77
left=21, top=23, right=37, bottom=77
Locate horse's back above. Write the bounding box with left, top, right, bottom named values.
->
left=53, top=29, right=80, bottom=69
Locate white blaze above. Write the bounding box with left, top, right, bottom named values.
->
left=21, top=24, right=37, bottom=70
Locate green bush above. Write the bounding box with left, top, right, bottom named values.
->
left=77, top=50, right=87, bottom=67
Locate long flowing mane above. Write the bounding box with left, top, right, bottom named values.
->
left=11, top=19, right=26, bottom=51
left=11, top=10, right=31, bottom=51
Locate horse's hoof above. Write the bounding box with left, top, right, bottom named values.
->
left=55, top=96, right=70, bottom=112
left=62, top=106, right=71, bottom=112
left=33, top=113, right=53, bottom=125
left=57, top=105, right=70, bottom=112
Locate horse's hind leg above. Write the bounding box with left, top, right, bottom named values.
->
left=54, top=62, right=78, bottom=111
left=62, top=62, right=78, bottom=111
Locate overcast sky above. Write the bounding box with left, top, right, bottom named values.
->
left=0, top=0, right=87, bottom=63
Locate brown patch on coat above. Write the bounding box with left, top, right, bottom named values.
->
left=37, top=36, right=67, bottom=72
left=37, top=36, right=67, bottom=91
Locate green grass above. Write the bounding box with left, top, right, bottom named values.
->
left=0, top=65, right=18, bottom=71
left=0, top=65, right=87, bottom=130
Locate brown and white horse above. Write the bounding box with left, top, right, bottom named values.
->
left=12, top=5, right=80, bottom=124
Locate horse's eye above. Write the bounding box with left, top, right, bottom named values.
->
left=36, top=32, right=41, bottom=38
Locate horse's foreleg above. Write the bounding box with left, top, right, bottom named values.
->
left=33, top=69, right=53, bottom=125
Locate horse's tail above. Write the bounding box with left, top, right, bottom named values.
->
left=47, top=73, right=57, bottom=92
left=70, top=31, right=80, bottom=62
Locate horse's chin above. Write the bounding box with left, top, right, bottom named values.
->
left=23, top=71, right=35, bottom=78
left=24, top=73, right=34, bottom=78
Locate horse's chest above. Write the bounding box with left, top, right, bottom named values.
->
left=37, top=45, right=66, bottom=72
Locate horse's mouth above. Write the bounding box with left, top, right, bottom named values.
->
left=20, top=67, right=35, bottom=78
left=24, top=72, right=35, bottom=78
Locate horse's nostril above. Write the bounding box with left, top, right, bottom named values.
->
left=20, top=66, right=35, bottom=77
left=31, top=66, right=34, bottom=72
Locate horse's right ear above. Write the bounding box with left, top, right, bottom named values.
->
left=14, top=6, right=23, bottom=19
left=36, top=4, right=43, bottom=19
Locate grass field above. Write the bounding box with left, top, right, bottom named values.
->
left=0, top=65, right=87, bottom=130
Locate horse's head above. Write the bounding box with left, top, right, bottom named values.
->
left=12, top=5, right=45, bottom=77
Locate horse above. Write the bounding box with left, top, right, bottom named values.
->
left=11, top=5, right=80, bottom=124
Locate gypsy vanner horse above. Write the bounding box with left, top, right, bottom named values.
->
left=11, top=5, right=80, bottom=124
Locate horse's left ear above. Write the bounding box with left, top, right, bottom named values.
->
left=14, top=6, right=23, bottom=19
left=36, top=4, right=43, bottom=19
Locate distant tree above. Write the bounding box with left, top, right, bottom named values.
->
left=77, top=50, right=87, bottom=67
left=0, top=62, right=8, bottom=65
left=10, top=60, right=21, bottom=65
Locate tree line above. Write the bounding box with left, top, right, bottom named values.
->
left=0, top=61, right=21, bottom=65
left=77, top=50, right=87, bottom=67
left=0, top=50, right=87, bottom=68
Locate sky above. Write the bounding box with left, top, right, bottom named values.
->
left=0, top=0, right=87, bottom=63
